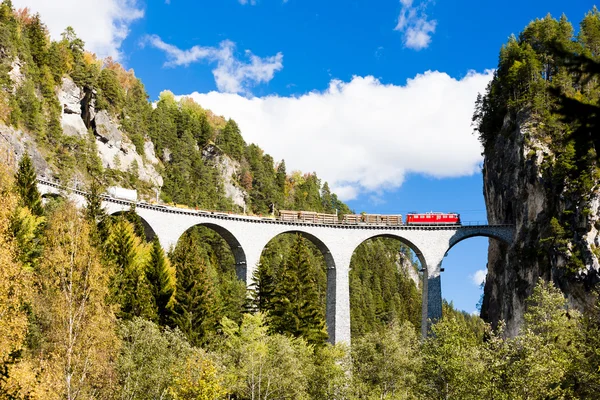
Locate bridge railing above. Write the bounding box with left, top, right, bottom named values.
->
left=36, top=178, right=515, bottom=228
left=461, top=220, right=489, bottom=226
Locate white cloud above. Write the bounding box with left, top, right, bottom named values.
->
left=394, top=0, right=437, bottom=50
left=239, top=0, right=258, bottom=4
left=471, top=269, right=487, bottom=286
left=12, top=0, right=144, bottom=60
left=143, top=35, right=283, bottom=94
left=174, top=70, right=493, bottom=200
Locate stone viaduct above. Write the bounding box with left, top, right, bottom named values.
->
left=38, top=179, right=514, bottom=344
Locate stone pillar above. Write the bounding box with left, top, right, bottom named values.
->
left=421, top=251, right=446, bottom=338
left=240, top=250, right=261, bottom=288
left=326, top=251, right=351, bottom=345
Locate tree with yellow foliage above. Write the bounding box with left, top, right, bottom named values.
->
left=33, top=202, right=119, bottom=399
left=0, top=162, right=33, bottom=397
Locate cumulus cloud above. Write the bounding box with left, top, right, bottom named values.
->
left=12, top=0, right=144, bottom=60
left=471, top=269, right=487, bottom=286
left=175, top=70, right=493, bottom=200
left=394, top=0, right=437, bottom=50
left=143, top=35, right=283, bottom=94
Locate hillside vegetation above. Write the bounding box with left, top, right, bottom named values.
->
left=2, top=2, right=599, bottom=398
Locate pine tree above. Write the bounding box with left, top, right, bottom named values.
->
left=105, top=218, right=155, bottom=321
left=276, top=160, right=287, bottom=192
left=252, top=260, right=276, bottom=313
left=25, top=14, right=49, bottom=68
left=84, top=180, right=108, bottom=243
left=15, top=153, right=43, bottom=217
left=145, top=237, right=175, bottom=325
left=320, top=182, right=335, bottom=214
left=170, top=231, right=219, bottom=345
left=269, top=235, right=328, bottom=345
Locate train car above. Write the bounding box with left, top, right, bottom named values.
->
left=342, top=214, right=363, bottom=224
left=106, top=186, right=137, bottom=202
left=316, top=213, right=338, bottom=224
left=405, top=212, right=460, bottom=225
left=279, top=210, right=299, bottom=222
left=381, top=214, right=403, bottom=225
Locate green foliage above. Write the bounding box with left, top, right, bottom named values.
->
left=15, top=79, right=43, bottom=135
left=96, top=67, right=125, bottom=112
left=308, top=344, right=352, bottom=399
left=419, top=316, right=487, bottom=399
left=15, top=153, right=43, bottom=216
left=146, top=237, right=175, bottom=325
left=475, top=10, right=600, bottom=274
left=118, top=317, right=217, bottom=400
left=254, top=234, right=328, bottom=345
left=168, top=351, right=226, bottom=400
left=350, top=238, right=421, bottom=338
left=219, top=313, right=312, bottom=399
left=268, top=235, right=328, bottom=345
left=218, top=119, right=245, bottom=161
left=105, top=217, right=156, bottom=321
left=170, top=229, right=220, bottom=346
left=352, top=321, right=420, bottom=399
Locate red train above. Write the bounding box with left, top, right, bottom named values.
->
left=277, top=210, right=460, bottom=226
left=405, top=212, right=460, bottom=225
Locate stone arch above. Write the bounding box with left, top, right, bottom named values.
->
left=40, top=192, right=65, bottom=204
left=178, top=223, right=247, bottom=282
left=447, top=227, right=513, bottom=255
left=351, top=233, right=426, bottom=270
left=348, top=233, right=427, bottom=337
left=262, top=229, right=336, bottom=271
left=110, top=211, right=157, bottom=242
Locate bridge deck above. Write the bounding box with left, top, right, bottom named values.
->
left=37, top=178, right=512, bottom=230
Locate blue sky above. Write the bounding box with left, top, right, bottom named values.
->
left=18, top=0, right=593, bottom=312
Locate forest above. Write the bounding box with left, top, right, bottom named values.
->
left=0, top=1, right=600, bottom=398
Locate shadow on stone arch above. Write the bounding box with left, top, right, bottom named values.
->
left=111, top=211, right=157, bottom=242
left=176, top=223, right=247, bottom=282
left=348, top=233, right=425, bottom=338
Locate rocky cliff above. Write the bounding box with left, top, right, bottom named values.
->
left=482, top=114, right=600, bottom=336
left=478, top=13, right=600, bottom=335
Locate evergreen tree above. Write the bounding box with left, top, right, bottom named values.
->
left=24, top=14, right=48, bottom=69
left=170, top=230, right=219, bottom=345
left=105, top=218, right=155, bottom=321
left=145, top=237, right=175, bottom=325
left=218, top=119, right=245, bottom=161
left=270, top=235, right=328, bottom=345
left=276, top=159, right=287, bottom=192
left=15, top=153, right=43, bottom=217
left=252, top=260, right=276, bottom=314
left=320, top=182, right=335, bottom=214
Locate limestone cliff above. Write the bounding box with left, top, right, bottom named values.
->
left=475, top=13, right=600, bottom=337
left=481, top=115, right=600, bottom=336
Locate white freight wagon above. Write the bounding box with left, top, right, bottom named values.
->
left=107, top=186, right=138, bottom=202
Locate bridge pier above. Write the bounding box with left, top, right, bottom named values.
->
left=326, top=250, right=351, bottom=345
left=421, top=250, right=446, bottom=338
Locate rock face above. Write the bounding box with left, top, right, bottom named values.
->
left=0, top=124, right=52, bottom=176
left=481, top=114, right=600, bottom=337
left=52, top=77, right=164, bottom=189
left=397, top=252, right=420, bottom=289
left=93, top=113, right=163, bottom=188
left=203, top=144, right=247, bottom=210
left=57, top=77, right=89, bottom=137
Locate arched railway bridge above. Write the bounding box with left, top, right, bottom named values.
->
left=37, top=179, right=514, bottom=344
